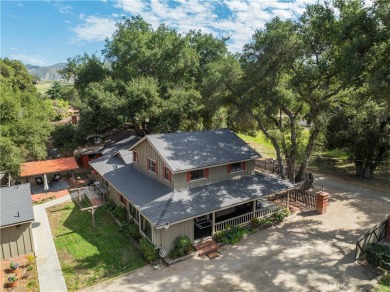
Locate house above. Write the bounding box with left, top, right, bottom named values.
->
left=74, top=136, right=140, bottom=169
left=1, top=183, right=35, bottom=260
left=89, top=129, right=295, bottom=252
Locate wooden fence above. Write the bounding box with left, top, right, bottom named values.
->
left=289, top=188, right=317, bottom=210
left=355, top=219, right=388, bottom=259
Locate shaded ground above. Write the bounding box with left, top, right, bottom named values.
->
left=86, top=175, right=389, bottom=292
left=47, top=201, right=147, bottom=291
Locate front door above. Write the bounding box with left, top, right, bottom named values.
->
left=194, top=215, right=212, bottom=240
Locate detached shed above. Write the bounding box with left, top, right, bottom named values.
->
left=0, top=183, right=35, bottom=260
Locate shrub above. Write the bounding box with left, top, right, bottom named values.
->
left=214, top=224, right=247, bottom=244
left=104, top=200, right=116, bottom=212
left=26, top=255, right=36, bottom=264
left=126, top=223, right=142, bottom=240
left=259, top=218, right=273, bottom=227
left=365, top=243, right=390, bottom=271
left=113, top=206, right=127, bottom=222
left=379, top=273, right=390, bottom=286
left=250, top=217, right=261, bottom=230
left=169, top=236, right=192, bottom=259
left=139, top=237, right=158, bottom=263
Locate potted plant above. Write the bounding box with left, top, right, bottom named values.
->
left=9, top=262, right=19, bottom=272
left=8, top=275, right=18, bottom=288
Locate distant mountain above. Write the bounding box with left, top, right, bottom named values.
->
left=26, top=63, right=66, bottom=81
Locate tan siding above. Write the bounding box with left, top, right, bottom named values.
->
left=153, top=219, right=194, bottom=252
left=174, top=160, right=255, bottom=190
left=132, top=140, right=173, bottom=188
left=1, top=223, right=34, bottom=260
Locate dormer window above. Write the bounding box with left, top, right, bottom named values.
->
left=164, top=166, right=171, bottom=182
left=187, top=168, right=208, bottom=181
left=191, top=169, right=204, bottom=180
left=231, top=162, right=242, bottom=172
left=148, top=158, right=157, bottom=174
left=133, top=151, right=138, bottom=163
left=227, top=161, right=246, bottom=173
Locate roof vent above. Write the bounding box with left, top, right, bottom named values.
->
left=14, top=212, right=20, bottom=218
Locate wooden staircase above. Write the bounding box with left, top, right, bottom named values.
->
left=193, top=239, right=219, bottom=256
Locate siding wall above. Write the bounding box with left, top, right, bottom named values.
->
left=174, top=160, right=255, bottom=190
left=153, top=220, right=194, bottom=252
left=1, top=223, right=34, bottom=260
left=132, top=140, right=173, bottom=188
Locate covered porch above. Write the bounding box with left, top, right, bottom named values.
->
left=194, top=191, right=290, bottom=240
left=20, top=157, right=79, bottom=194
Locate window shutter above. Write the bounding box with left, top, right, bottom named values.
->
left=242, top=161, right=246, bottom=170
left=147, top=159, right=150, bottom=170
left=187, top=171, right=191, bottom=182
left=227, top=164, right=231, bottom=173
left=133, top=151, right=137, bottom=162
left=168, top=170, right=172, bottom=182
left=155, top=161, right=158, bottom=174
left=204, top=168, right=209, bottom=178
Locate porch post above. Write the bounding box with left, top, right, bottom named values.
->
left=211, top=212, right=215, bottom=235
left=253, top=200, right=256, bottom=217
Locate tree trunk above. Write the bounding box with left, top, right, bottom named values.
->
left=295, top=127, right=320, bottom=182
left=256, top=118, right=286, bottom=180
left=355, top=160, right=363, bottom=177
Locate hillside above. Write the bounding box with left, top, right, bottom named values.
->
left=26, top=63, right=66, bottom=81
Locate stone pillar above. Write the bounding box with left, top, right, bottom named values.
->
left=386, top=215, right=390, bottom=242
left=316, top=191, right=330, bottom=214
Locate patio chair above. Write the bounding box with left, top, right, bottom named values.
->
left=52, top=173, right=61, bottom=182
left=35, top=177, right=44, bottom=185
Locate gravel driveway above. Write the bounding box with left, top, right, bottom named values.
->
left=85, top=175, right=390, bottom=292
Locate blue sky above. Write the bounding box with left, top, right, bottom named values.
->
left=1, top=0, right=315, bottom=66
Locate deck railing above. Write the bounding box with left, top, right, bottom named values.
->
left=214, top=203, right=284, bottom=233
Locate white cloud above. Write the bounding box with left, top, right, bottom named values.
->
left=17, top=3, right=24, bottom=7
left=111, top=0, right=318, bottom=52
left=71, top=0, right=319, bottom=51
left=9, top=54, right=45, bottom=65
left=9, top=47, right=18, bottom=50
left=65, top=20, right=70, bottom=24
left=72, top=16, right=117, bottom=42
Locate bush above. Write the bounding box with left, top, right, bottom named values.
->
left=365, top=243, right=390, bottom=271
left=113, top=206, right=127, bottom=222
left=214, top=224, right=247, bottom=244
left=169, top=236, right=192, bottom=259
left=104, top=200, right=116, bottom=212
left=139, top=237, right=158, bottom=263
left=125, top=222, right=142, bottom=240
left=250, top=217, right=261, bottom=230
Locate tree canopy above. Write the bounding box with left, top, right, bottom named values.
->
left=0, top=58, right=52, bottom=177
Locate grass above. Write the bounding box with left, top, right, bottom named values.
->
left=238, top=132, right=276, bottom=158
left=47, top=201, right=147, bottom=291
left=378, top=273, right=390, bottom=292
left=320, top=149, right=349, bottom=160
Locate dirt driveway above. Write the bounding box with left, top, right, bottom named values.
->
left=86, top=175, right=390, bottom=292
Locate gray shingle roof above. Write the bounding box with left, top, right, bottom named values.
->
left=89, top=157, right=294, bottom=229
left=145, top=174, right=295, bottom=228
left=89, top=156, right=172, bottom=211
left=0, top=183, right=34, bottom=227
left=101, top=136, right=140, bottom=156
left=134, top=128, right=261, bottom=172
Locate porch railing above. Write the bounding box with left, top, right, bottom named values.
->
left=214, top=203, right=284, bottom=233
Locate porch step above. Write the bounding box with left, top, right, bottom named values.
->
left=197, top=243, right=219, bottom=256
left=193, top=239, right=219, bottom=256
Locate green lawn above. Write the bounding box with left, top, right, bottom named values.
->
left=238, top=132, right=276, bottom=158
left=47, top=202, right=147, bottom=291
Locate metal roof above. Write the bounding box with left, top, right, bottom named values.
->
left=132, top=128, right=261, bottom=172
left=100, top=136, right=140, bottom=157
left=89, top=156, right=294, bottom=228
left=0, top=183, right=34, bottom=227
left=20, top=157, right=79, bottom=177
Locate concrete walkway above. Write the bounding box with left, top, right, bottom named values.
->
left=32, top=195, right=71, bottom=292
